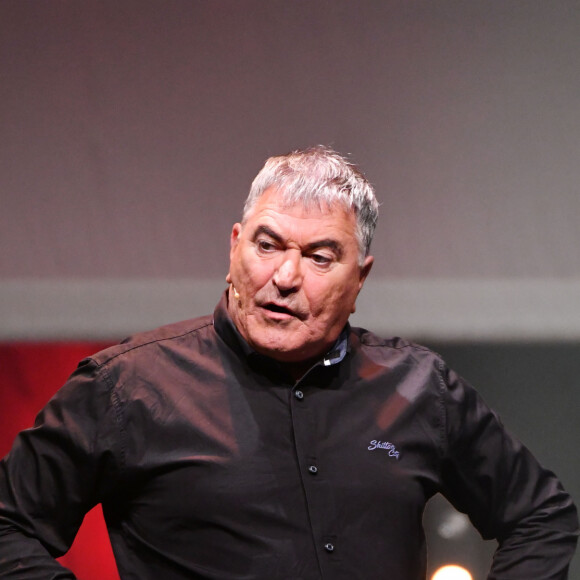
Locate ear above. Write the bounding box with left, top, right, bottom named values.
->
left=351, top=255, right=374, bottom=314
left=226, top=223, right=243, bottom=284
left=230, top=223, right=242, bottom=254
left=358, top=255, right=374, bottom=290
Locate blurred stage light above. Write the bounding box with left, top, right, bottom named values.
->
left=431, top=564, right=473, bottom=580
left=437, top=510, right=470, bottom=539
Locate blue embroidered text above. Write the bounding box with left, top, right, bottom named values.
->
left=368, top=440, right=400, bottom=459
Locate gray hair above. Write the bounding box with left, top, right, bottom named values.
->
left=242, top=146, right=379, bottom=263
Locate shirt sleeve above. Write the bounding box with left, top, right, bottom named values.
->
left=437, top=361, right=579, bottom=579
left=0, top=358, right=122, bottom=579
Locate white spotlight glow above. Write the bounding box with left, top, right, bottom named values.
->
left=431, top=564, right=473, bottom=580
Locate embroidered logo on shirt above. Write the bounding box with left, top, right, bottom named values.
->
left=368, top=440, right=400, bottom=459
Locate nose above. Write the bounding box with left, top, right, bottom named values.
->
left=272, top=251, right=302, bottom=293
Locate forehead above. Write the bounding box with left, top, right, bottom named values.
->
left=244, top=187, right=357, bottom=234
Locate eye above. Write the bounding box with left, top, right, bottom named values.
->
left=256, top=239, right=277, bottom=253
left=310, top=252, right=333, bottom=266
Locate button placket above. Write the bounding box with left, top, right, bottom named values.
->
left=290, top=379, right=334, bottom=572
left=322, top=534, right=338, bottom=558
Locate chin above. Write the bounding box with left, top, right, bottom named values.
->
left=254, top=341, right=297, bottom=359
left=249, top=337, right=299, bottom=360
left=255, top=338, right=325, bottom=364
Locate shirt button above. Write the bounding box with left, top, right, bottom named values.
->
left=308, top=465, right=318, bottom=474
left=324, top=543, right=334, bottom=552
left=295, top=390, right=304, bottom=400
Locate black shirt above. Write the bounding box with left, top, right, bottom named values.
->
left=0, top=293, right=577, bottom=579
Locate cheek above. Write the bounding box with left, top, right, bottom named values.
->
left=308, top=274, right=361, bottom=318
left=235, top=254, right=274, bottom=292
left=305, top=278, right=346, bottom=315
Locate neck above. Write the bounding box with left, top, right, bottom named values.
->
left=278, top=353, right=327, bottom=381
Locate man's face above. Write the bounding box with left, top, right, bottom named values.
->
left=226, top=187, right=373, bottom=366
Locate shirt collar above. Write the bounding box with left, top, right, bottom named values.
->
left=321, top=328, right=349, bottom=367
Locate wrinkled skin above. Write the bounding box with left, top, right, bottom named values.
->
left=227, top=187, right=373, bottom=376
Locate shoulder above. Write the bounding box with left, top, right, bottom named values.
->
left=86, top=314, right=215, bottom=370
left=350, top=325, right=445, bottom=369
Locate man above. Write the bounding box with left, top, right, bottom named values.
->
left=0, top=146, right=577, bottom=579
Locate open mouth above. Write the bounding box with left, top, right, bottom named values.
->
left=263, top=303, right=295, bottom=316
left=264, top=304, right=294, bottom=314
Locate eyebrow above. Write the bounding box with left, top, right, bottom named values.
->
left=252, top=225, right=344, bottom=260
left=252, top=225, right=284, bottom=245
